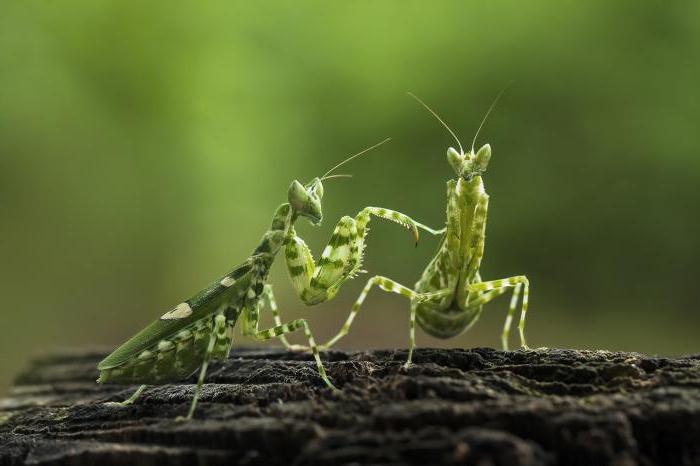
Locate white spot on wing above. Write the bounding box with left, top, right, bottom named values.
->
left=160, top=302, right=193, bottom=320
left=220, top=276, right=236, bottom=287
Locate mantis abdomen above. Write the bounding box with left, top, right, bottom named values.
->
left=98, top=315, right=236, bottom=384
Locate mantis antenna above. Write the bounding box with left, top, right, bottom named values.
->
left=408, top=92, right=464, bottom=155
left=471, top=83, right=511, bottom=153
left=320, top=174, right=353, bottom=182
left=321, top=138, right=392, bottom=179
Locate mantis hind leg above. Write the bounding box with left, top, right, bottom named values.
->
left=260, top=284, right=311, bottom=352
left=325, top=275, right=451, bottom=367
left=503, top=284, right=522, bottom=351
left=104, top=384, right=146, bottom=407
left=462, top=287, right=511, bottom=349
left=467, top=275, right=530, bottom=350
left=177, top=313, right=228, bottom=421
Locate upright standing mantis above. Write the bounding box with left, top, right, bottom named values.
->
left=312, top=93, right=531, bottom=364
left=97, top=139, right=433, bottom=419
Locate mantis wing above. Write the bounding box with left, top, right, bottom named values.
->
left=98, top=261, right=253, bottom=370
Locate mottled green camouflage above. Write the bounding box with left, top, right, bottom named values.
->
left=316, top=96, right=531, bottom=365
left=98, top=142, right=429, bottom=419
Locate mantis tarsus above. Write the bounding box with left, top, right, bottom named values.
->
left=97, top=138, right=433, bottom=419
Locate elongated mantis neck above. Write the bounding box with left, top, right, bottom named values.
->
left=273, top=203, right=295, bottom=232
left=253, top=203, right=295, bottom=258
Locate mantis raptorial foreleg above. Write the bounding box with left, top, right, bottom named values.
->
left=285, top=206, right=426, bottom=307
left=413, top=223, right=447, bottom=236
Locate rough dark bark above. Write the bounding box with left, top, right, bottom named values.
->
left=1, top=347, right=699, bottom=466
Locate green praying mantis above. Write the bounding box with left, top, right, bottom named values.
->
left=97, top=139, right=436, bottom=420
left=98, top=94, right=532, bottom=419
left=309, top=93, right=530, bottom=366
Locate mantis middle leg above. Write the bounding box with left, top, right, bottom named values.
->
left=260, top=284, right=295, bottom=350
left=241, top=298, right=336, bottom=390
left=325, top=275, right=451, bottom=366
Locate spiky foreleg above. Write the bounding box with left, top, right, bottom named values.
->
left=355, top=206, right=423, bottom=244
left=285, top=206, right=437, bottom=307
left=414, top=222, right=446, bottom=236
left=467, top=276, right=530, bottom=349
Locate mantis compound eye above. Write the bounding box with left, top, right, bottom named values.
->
left=288, top=179, right=322, bottom=224
left=447, top=147, right=465, bottom=175
left=288, top=180, right=308, bottom=211
left=474, top=144, right=491, bottom=172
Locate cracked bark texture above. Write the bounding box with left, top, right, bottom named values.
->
left=1, top=347, right=699, bottom=466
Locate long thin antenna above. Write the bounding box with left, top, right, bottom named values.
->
left=471, top=83, right=511, bottom=153
left=321, top=138, right=391, bottom=179
left=408, top=92, right=463, bottom=155
left=320, top=173, right=353, bottom=181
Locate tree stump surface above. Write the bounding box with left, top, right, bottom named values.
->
left=0, top=347, right=699, bottom=466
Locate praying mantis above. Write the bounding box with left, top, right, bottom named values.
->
left=96, top=139, right=435, bottom=419
left=97, top=94, right=532, bottom=420
left=303, top=93, right=531, bottom=365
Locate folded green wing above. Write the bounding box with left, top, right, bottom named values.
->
left=98, top=261, right=253, bottom=370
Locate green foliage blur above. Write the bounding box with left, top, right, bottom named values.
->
left=1, top=1, right=699, bottom=394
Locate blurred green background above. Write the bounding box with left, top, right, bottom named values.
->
left=2, top=1, right=699, bottom=394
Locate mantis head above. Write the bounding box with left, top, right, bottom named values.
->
left=447, top=144, right=491, bottom=181
left=288, top=137, right=390, bottom=225
left=408, top=88, right=505, bottom=182
left=288, top=177, right=324, bottom=225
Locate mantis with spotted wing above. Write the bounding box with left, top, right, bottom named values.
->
left=299, top=93, right=531, bottom=365
left=97, top=138, right=435, bottom=419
